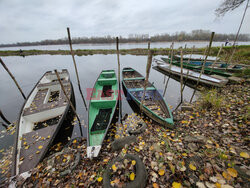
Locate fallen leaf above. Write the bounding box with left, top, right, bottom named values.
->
left=112, top=164, right=117, bottom=172
left=158, top=169, right=165, bottom=176
left=97, top=177, right=103, bottom=182
left=36, top=151, right=40, bottom=154
left=227, top=168, right=237, bottom=178
left=38, top=145, right=43, bottom=149
left=130, top=172, right=135, bottom=181
left=189, top=163, right=196, bottom=171
left=172, top=182, right=181, bottom=188
left=132, top=160, right=136, bottom=165
left=153, top=183, right=159, bottom=188
left=240, top=152, right=249, bottom=159
left=222, top=171, right=231, bottom=181
left=215, top=183, right=221, bottom=188
left=73, top=139, right=77, bottom=144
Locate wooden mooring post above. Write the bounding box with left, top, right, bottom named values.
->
left=163, top=42, right=174, bottom=97
left=0, top=58, right=26, bottom=100
left=173, top=48, right=184, bottom=111
left=116, top=37, right=122, bottom=122
left=54, top=69, right=83, bottom=137
left=182, top=45, right=195, bottom=92
left=140, top=42, right=153, bottom=113
left=67, top=27, right=88, bottom=111
left=190, top=32, right=215, bottom=103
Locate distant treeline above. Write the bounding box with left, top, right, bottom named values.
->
left=1, top=30, right=249, bottom=47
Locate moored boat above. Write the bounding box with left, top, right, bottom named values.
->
left=154, top=61, right=228, bottom=87
left=161, top=58, right=232, bottom=77
left=87, top=70, right=118, bottom=158
left=122, top=67, right=174, bottom=129
left=12, top=69, right=75, bottom=178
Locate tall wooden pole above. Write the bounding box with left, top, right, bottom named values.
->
left=0, top=58, right=26, bottom=100
left=182, top=45, right=195, bottom=92
left=140, top=42, right=153, bottom=112
left=208, top=44, right=223, bottom=74
left=116, top=37, right=122, bottom=122
left=163, top=45, right=172, bottom=84
left=190, top=32, right=215, bottom=103
left=67, top=27, right=88, bottom=111
left=180, top=48, right=184, bottom=103
left=54, top=69, right=83, bottom=137
left=163, top=42, right=174, bottom=97
left=228, top=0, right=249, bottom=65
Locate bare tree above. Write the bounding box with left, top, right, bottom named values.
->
left=215, top=0, right=247, bottom=16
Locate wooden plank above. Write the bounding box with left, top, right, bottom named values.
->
left=19, top=124, right=58, bottom=174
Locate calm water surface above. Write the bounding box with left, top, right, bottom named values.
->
left=1, top=41, right=250, bottom=51
left=0, top=54, right=198, bottom=167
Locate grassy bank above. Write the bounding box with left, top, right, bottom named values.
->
left=0, top=45, right=249, bottom=65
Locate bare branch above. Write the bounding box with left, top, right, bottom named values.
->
left=215, top=0, right=246, bottom=16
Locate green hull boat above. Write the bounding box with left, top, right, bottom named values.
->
left=122, top=67, right=174, bottom=129
left=87, top=70, right=118, bottom=158
left=161, top=58, right=232, bottom=77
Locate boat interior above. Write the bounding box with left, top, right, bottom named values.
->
left=89, top=70, right=118, bottom=146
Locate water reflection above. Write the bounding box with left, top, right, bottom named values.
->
left=0, top=54, right=197, bottom=150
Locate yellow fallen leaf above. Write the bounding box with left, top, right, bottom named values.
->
left=130, top=172, right=135, bottom=181
left=172, top=182, right=181, bottom=188
left=73, top=139, right=77, bottom=144
left=153, top=183, right=159, bottom=188
left=47, top=135, right=51, bottom=138
left=97, top=177, right=103, bottom=182
left=38, top=145, right=43, bottom=149
left=227, top=168, right=237, bottom=178
left=222, top=171, right=231, bottom=180
left=132, top=160, right=136, bottom=165
left=122, top=148, right=127, bottom=154
left=36, top=151, right=40, bottom=154
left=112, top=164, right=117, bottom=172
left=240, top=152, right=249, bottom=159
left=134, top=147, right=140, bottom=152
left=181, top=120, right=188, bottom=124
left=161, top=141, right=165, bottom=145
left=23, top=142, right=27, bottom=145
left=25, top=145, right=30, bottom=150
left=158, top=169, right=165, bottom=176
left=182, top=153, right=187, bottom=157
left=215, top=182, right=221, bottom=188
left=189, top=163, right=196, bottom=171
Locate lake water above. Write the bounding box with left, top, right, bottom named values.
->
left=0, top=41, right=250, bottom=51
left=0, top=54, right=198, bottom=180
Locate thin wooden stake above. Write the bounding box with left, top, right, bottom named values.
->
left=208, top=44, right=223, bottom=74
left=163, top=44, right=172, bottom=84
left=140, top=42, right=153, bottom=112
left=182, top=45, right=195, bottom=92
left=67, top=27, right=88, bottom=111
left=173, top=47, right=184, bottom=112
left=0, top=58, right=26, bottom=100
left=116, top=37, right=122, bottom=122
left=190, top=32, right=215, bottom=103
left=0, top=109, right=11, bottom=125
left=163, top=42, right=174, bottom=97
left=54, top=69, right=83, bottom=137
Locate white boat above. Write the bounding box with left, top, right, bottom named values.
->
left=12, top=69, right=75, bottom=179
left=154, top=61, right=228, bottom=87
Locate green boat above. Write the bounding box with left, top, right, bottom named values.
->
left=161, top=58, right=232, bottom=77
left=87, top=70, right=118, bottom=158
left=122, top=67, right=174, bottom=129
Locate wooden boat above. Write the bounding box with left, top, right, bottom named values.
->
left=122, top=67, right=174, bottom=129
left=87, top=70, right=118, bottom=158
left=173, top=54, right=218, bottom=61
left=161, top=58, right=232, bottom=77
left=12, top=69, right=75, bottom=178
left=154, top=61, right=228, bottom=87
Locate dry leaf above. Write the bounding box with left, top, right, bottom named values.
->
left=130, top=172, right=135, bottom=181
left=227, top=168, right=237, bottom=178
left=222, top=171, right=231, bottom=181
left=153, top=183, right=159, bottom=188
left=38, top=145, right=43, bottom=149
left=240, top=152, right=249, bottom=159
left=132, top=160, right=136, bottom=165
left=97, top=177, right=103, bottom=182
left=189, top=163, right=196, bottom=171
left=158, top=169, right=165, bottom=176
left=112, top=164, right=117, bottom=172
left=73, top=139, right=77, bottom=144
left=172, top=182, right=181, bottom=188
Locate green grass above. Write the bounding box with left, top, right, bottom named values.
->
left=200, top=89, right=224, bottom=110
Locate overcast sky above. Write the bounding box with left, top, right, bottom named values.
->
left=0, top=0, right=249, bottom=44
